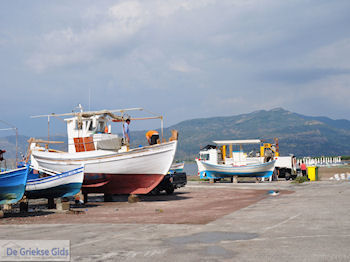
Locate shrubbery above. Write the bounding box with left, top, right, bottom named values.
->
left=293, top=176, right=309, bottom=184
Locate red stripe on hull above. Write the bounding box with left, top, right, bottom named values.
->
left=82, top=173, right=164, bottom=194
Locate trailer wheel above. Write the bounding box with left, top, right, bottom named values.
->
left=150, top=188, right=160, bottom=195
left=165, top=185, right=174, bottom=195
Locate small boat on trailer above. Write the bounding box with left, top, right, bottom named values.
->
left=25, top=166, right=84, bottom=199
left=196, top=140, right=276, bottom=180
left=169, top=162, right=185, bottom=173
left=0, top=166, right=29, bottom=205
left=29, top=106, right=178, bottom=198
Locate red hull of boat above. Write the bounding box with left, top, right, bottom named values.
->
left=81, top=173, right=164, bottom=195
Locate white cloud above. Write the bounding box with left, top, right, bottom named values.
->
left=25, top=0, right=222, bottom=72
left=306, top=74, right=350, bottom=104
left=169, top=60, right=200, bottom=73
left=3, top=0, right=350, bottom=132
left=305, top=38, right=350, bottom=70
left=108, top=1, right=149, bottom=30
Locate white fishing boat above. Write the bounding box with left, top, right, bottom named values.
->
left=25, top=166, right=84, bottom=199
left=30, top=107, right=178, bottom=195
left=196, top=140, right=276, bottom=179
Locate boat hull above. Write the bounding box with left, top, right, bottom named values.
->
left=31, top=141, right=177, bottom=194
left=83, top=173, right=164, bottom=194
left=25, top=167, right=84, bottom=199
left=197, top=160, right=276, bottom=179
left=0, top=166, right=29, bottom=205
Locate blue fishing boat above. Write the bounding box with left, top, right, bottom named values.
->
left=25, top=166, right=84, bottom=199
left=0, top=166, right=29, bottom=205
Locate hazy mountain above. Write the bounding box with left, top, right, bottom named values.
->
left=1, top=108, right=350, bottom=162
left=130, top=108, right=350, bottom=159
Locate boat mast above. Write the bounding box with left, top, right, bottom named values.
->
left=0, top=120, right=18, bottom=167
left=161, top=116, right=163, bottom=142
left=47, top=116, right=50, bottom=149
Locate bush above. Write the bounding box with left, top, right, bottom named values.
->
left=293, top=176, right=309, bottom=184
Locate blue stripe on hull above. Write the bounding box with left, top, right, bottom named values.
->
left=200, top=170, right=273, bottom=179
left=25, top=183, right=82, bottom=199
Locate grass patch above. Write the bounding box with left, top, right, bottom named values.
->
left=292, top=176, right=309, bottom=184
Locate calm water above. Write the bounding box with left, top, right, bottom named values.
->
left=183, top=162, right=198, bottom=176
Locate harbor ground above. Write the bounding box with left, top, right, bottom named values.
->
left=1, top=178, right=350, bottom=261
left=185, top=164, right=350, bottom=181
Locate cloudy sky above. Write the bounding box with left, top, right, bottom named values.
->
left=1, top=0, right=350, bottom=136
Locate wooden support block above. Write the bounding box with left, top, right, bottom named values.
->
left=56, top=198, right=70, bottom=211
left=104, top=193, right=113, bottom=202
left=233, top=176, right=238, bottom=183
left=3, top=204, right=11, bottom=211
left=57, top=202, right=70, bottom=211
left=128, top=194, right=140, bottom=203
left=20, top=202, right=28, bottom=212
left=83, top=193, right=88, bottom=204
left=48, top=198, right=55, bottom=209
left=0, top=210, right=4, bottom=218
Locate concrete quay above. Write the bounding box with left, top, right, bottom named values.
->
left=1, top=180, right=350, bottom=261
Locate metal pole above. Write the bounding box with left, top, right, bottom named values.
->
left=0, top=120, right=18, bottom=167
left=47, top=116, right=50, bottom=149
left=89, top=88, right=91, bottom=111
left=161, top=116, right=164, bottom=142
left=15, top=128, right=18, bottom=167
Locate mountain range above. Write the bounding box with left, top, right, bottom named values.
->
left=157, top=107, right=350, bottom=159
left=1, top=108, right=350, bottom=161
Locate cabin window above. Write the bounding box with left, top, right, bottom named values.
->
left=96, top=121, right=105, bottom=133
left=200, top=154, right=209, bottom=160
left=87, top=120, right=93, bottom=131
left=75, top=120, right=82, bottom=130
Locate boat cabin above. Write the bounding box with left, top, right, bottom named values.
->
left=30, top=106, right=165, bottom=154
left=198, top=145, right=220, bottom=165
left=198, top=140, right=264, bottom=166
left=65, top=114, right=123, bottom=153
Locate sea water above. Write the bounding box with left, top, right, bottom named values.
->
left=183, top=162, right=198, bottom=176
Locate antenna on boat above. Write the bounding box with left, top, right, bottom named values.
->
left=76, top=104, right=84, bottom=113
left=88, top=89, right=91, bottom=111
left=0, top=120, right=18, bottom=167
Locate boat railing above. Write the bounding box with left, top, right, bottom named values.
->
left=28, top=138, right=65, bottom=146
left=26, top=138, right=65, bottom=162
left=29, top=165, right=60, bottom=176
